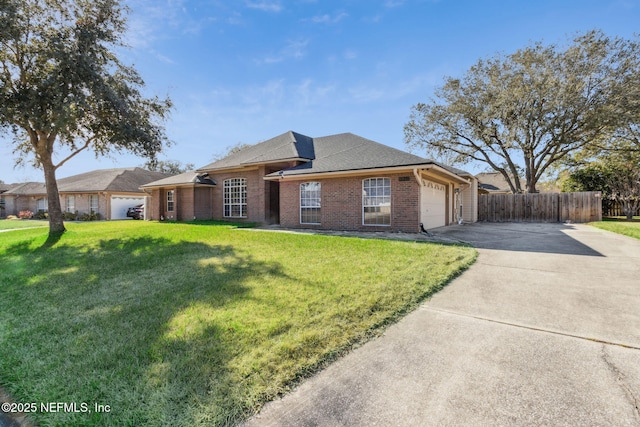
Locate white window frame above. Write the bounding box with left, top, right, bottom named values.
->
left=223, top=178, right=247, bottom=218
left=362, top=178, right=391, bottom=226
left=36, top=198, right=48, bottom=212
left=167, top=190, right=174, bottom=212
left=66, top=195, right=75, bottom=212
left=300, top=182, right=321, bottom=224
left=89, top=195, right=99, bottom=213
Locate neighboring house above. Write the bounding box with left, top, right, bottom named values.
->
left=0, top=183, right=20, bottom=218
left=476, top=172, right=515, bottom=194
left=476, top=172, right=559, bottom=194
left=3, top=168, right=171, bottom=220
left=143, top=131, right=478, bottom=232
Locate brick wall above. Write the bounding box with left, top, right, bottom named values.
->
left=178, top=187, right=195, bottom=221
left=148, top=189, right=161, bottom=220
left=207, top=169, right=265, bottom=223
left=279, top=173, right=421, bottom=233
left=194, top=187, right=214, bottom=220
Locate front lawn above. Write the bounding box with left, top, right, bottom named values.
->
left=591, top=219, right=640, bottom=240
left=0, top=221, right=476, bottom=426
left=0, top=219, right=49, bottom=230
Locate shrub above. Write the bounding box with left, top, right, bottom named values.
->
left=62, top=211, right=78, bottom=220
left=33, top=210, right=48, bottom=220
left=18, top=210, right=34, bottom=219
left=79, top=211, right=101, bottom=221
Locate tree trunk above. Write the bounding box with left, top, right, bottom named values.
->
left=41, top=157, right=66, bottom=236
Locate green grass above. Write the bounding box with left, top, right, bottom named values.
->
left=0, top=221, right=476, bottom=426
left=591, top=219, right=640, bottom=240
left=0, top=219, right=49, bottom=230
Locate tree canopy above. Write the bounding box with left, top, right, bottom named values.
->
left=0, top=0, right=172, bottom=236
left=404, top=30, right=640, bottom=193
left=141, top=159, right=195, bottom=175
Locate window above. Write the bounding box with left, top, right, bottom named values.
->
left=300, top=182, right=321, bottom=224
left=89, top=195, right=99, bottom=213
left=36, top=198, right=48, bottom=212
left=223, top=178, right=247, bottom=217
left=66, top=195, right=75, bottom=212
left=167, top=190, right=174, bottom=212
left=362, top=178, right=391, bottom=225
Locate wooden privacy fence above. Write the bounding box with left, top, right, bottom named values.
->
left=478, top=192, right=602, bottom=223
left=603, top=200, right=640, bottom=217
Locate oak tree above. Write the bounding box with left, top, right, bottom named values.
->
left=405, top=30, right=640, bottom=193
left=0, top=0, right=172, bottom=237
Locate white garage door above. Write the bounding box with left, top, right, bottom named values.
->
left=420, top=180, right=447, bottom=229
left=110, top=196, right=145, bottom=220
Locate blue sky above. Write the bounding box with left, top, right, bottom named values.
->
left=1, top=0, right=639, bottom=183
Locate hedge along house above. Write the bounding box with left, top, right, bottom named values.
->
left=2, top=168, right=171, bottom=220
left=143, top=131, right=478, bottom=232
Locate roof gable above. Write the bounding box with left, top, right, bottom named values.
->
left=197, top=131, right=315, bottom=171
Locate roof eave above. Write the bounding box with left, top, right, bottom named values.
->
left=196, top=157, right=311, bottom=173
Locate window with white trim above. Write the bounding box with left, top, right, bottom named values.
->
left=36, top=198, right=48, bottom=212
left=223, top=178, right=247, bottom=217
left=167, top=190, right=174, bottom=212
left=66, top=195, right=75, bottom=212
left=300, top=182, right=321, bottom=224
left=89, top=195, right=99, bottom=213
left=362, top=178, right=391, bottom=225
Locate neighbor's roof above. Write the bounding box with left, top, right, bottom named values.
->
left=4, top=182, right=45, bottom=195
left=476, top=172, right=514, bottom=193
left=140, top=171, right=217, bottom=188
left=0, top=183, right=20, bottom=193
left=5, top=168, right=172, bottom=195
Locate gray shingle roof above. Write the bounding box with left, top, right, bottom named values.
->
left=140, top=171, right=217, bottom=188
left=197, top=131, right=316, bottom=171
left=4, top=168, right=172, bottom=195
left=194, top=131, right=472, bottom=179
left=4, top=182, right=45, bottom=195
left=0, top=183, right=20, bottom=193
left=275, top=132, right=435, bottom=176
left=57, top=168, right=171, bottom=192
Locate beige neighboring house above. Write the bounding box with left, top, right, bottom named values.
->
left=3, top=168, right=171, bottom=220
left=0, top=183, right=20, bottom=218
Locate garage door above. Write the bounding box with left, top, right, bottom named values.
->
left=420, top=180, right=447, bottom=229
left=110, top=196, right=145, bottom=220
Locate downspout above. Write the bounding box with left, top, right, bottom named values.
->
left=413, top=168, right=425, bottom=186
left=456, top=179, right=472, bottom=224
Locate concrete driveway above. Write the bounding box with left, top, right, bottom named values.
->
left=243, top=223, right=640, bottom=426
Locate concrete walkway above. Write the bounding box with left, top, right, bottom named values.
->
left=243, top=223, right=640, bottom=426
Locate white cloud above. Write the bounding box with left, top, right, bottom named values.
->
left=343, top=49, right=358, bottom=60
left=309, top=12, right=348, bottom=24
left=384, top=0, right=405, bottom=7
left=245, top=1, right=283, bottom=12
left=257, top=38, right=309, bottom=64
left=150, top=50, right=176, bottom=64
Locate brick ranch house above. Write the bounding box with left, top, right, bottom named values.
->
left=141, top=131, right=479, bottom=233
left=3, top=168, right=170, bottom=220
